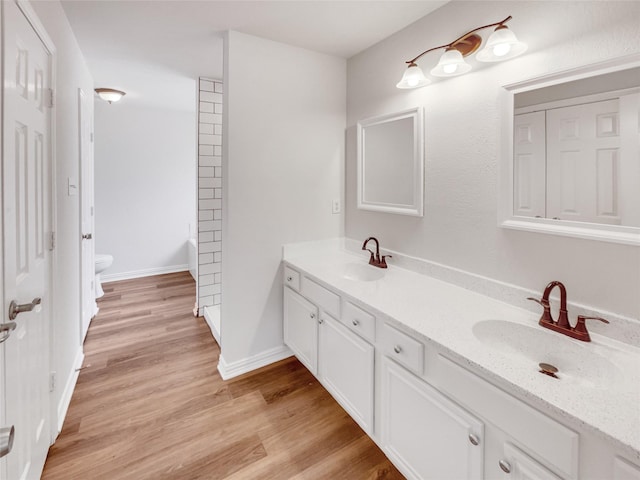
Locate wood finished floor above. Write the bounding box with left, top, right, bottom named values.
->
left=42, top=272, right=403, bottom=479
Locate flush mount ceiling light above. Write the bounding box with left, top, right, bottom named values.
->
left=95, top=88, right=126, bottom=104
left=396, top=15, right=527, bottom=89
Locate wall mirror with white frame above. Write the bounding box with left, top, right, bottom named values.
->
left=500, top=55, right=640, bottom=245
left=357, top=107, right=424, bottom=217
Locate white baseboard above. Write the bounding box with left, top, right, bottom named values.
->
left=56, top=348, right=84, bottom=435
left=203, top=305, right=221, bottom=345
left=218, top=345, right=293, bottom=380
left=102, top=264, right=188, bottom=283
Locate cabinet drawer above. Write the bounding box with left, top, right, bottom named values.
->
left=283, top=266, right=300, bottom=292
left=301, top=276, right=340, bottom=318
left=436, top=354, right=579, bottom=480
left=381, top=323, right=424, bottom=375
left=341, top=300, right=375, bottom=343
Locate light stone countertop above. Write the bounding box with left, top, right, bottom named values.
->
left=283, top=240, right=640, bottom=461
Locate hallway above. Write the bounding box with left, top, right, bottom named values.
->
left=42, top=272, right=401, bottom=479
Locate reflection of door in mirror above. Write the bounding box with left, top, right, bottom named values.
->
left=514, top=90, right=640, bottom=227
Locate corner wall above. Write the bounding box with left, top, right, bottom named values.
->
left=346, top=1, right=640, bottom=320
left=221, top=31, right=345, bottom=376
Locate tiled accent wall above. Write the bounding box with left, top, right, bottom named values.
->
left=197, top=78, right=223, bottom=315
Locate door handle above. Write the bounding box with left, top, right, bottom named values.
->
left=0, top=426, right=14, bottom=458
left=8, top=297, right=42, bottom=320
left=82, top=233, right=92, bottom=240
left=0, top=322, right=17, bottom=344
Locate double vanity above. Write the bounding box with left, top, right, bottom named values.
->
left=282, top=239, right=640, bottom=480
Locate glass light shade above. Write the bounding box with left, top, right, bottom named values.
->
left=95, top=88, right=126, bottom=104
left=396, top=64, right=430, bottom=89
left=476, top=26, right=527, bottom=62
left=430, top=48, right=472, bottom=77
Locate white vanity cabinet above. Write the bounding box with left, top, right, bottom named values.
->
left=282, top=260, right=640, bottom=480
left=380, top=357, right=484, bottom=480
left=283, top=286, right=319, bottom=375
left=283, top=272, right=375, bottom=434
left=317, top=313, right=374, bottom=433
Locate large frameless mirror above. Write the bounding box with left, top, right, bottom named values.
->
left=500, top=55, right=640, bottom=245
left=357, top=107, right=424, bottom=217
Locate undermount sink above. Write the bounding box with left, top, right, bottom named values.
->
left=343, top=262, right=385, bottom=282
left=472, top=319, right=624, bottom=388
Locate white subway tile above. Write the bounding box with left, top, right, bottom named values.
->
left=214, top=167, right=222, bottom=178
left=211, top=93, right=223, bottom=103
left=213, top=294, right=221, bottom=305
left=214, top=103, right=223, bottom=114
left=199, top=253, right=214, bottom=264
left=214, top=188, right=222, bottom=199
left=200, top=91, right=217, bottom=103
left=211, top=135, right=222, bottom=146
left=199, top=231, right=214, bottom=243
left=199, top=134, right=216, bottom=145
left=211, top=241, right=222, bottom=252
left=199, top=210, right=214, bottom=221
left=199, top=177, right=216, bottom=188
left=199, top=263, right=216, bottom=275
left=199, top=145, right=214, bottom=155
left=200, top=199, right=216, bottom=210
left=199, top=242, right=215, bottom=253
left=199, top=295, right=214, bottom=307
left=214, top=82, right=223, bottom=93
left=214, top=231, right=222, bottom=241
left=199, top=101, right=214, bottom=113
left=199, top=167, right=215, bottom=178
left=199, top=123, right=214, bottom=134
left=199, top=112, right=216, bottom=124
left=199, top=220, right=215, bottom=231
left=214, top=124, right=222, bottom=135
left=214, top=273, right=222, bottom=283
left=200, top=79, right=214, bottom=91
left=198, top=188, right=214, bottom=199
left=213, top=251, right=222, bottom=262
left=214, top=146, right=222, bottom=156
left=199, top=155, right=215, bottom=167
left=213, top=209, right=222, bottom=220
left=200, top=274, right=215, bottom=286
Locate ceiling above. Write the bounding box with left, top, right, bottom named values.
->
left=60, top=1, right=447, bottom=110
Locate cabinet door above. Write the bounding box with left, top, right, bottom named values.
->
left=381, top=358, right=484, bottom=480
left=318, top=314, right=374, bottom=434
left=284, top=287, right=319, bottom=375
left=497, top=443, right=562, bottom=480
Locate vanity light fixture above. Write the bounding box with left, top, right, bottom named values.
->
left=95, top=88, right=126, bottom=104
left=396, top=15, right=527, bottom=89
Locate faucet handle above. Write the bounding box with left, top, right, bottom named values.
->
left=380, top=255, right=392, bottom=268
left=573, top=315, right=609, bottom=342
left=527, top=297, right=554, bottom=325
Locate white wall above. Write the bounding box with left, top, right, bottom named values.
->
left=346, top=1, right=640, bottom=320
left=221, top=31, right=345, bottom=374
left=30, top=0, right=94, bottom=431
left=94, top=100, right=197, bottom=280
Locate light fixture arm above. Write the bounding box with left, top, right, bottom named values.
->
left=405, top=15, right=513, bottom=65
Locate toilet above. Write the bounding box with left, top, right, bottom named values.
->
left=95, top=254, right=113, bottom=298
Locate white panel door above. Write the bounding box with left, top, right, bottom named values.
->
left=381, top=358, right=484, bottom=480
left=546, top=99, right=622, bottom=224
left=1, top=2, right=53, bottom=478
left=513, top=111, right=546, bottom=218
left=283, top=287, right=318, bottom=375
left=79, top=88, right=96, bottom=339
left=318, top=314, right=374, bottom=434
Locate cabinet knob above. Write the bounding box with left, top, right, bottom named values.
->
left=352, top=319, right=359, bottom=326
left=310, top=313, right=316, bottom=319
left=468, top=433, right=480, bottom=446
left=318, top=318, right=323, bottom=324
left=393, top=345, right=402, bottom=354
left=498, top=459, right=511, bottom=474
left=286, top=276, right=293, bottom=282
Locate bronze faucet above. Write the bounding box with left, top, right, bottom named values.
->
left=527, top=281, right=609, bottom=342
left=362, top=237, right=392, bottom=269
